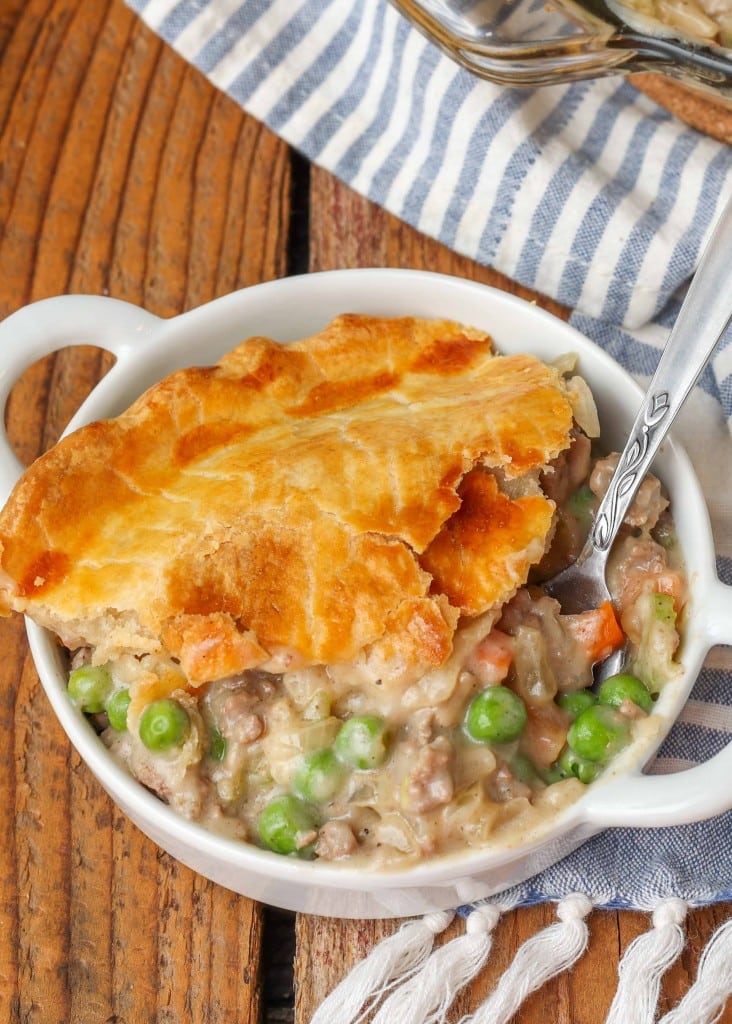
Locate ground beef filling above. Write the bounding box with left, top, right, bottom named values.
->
left=70, top=442, right=685, bottom=867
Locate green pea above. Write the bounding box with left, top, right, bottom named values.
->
left=653, top=592, right=676, bottom=626
left=465, top=685, right=527, bottom=744
left=257, top=794, right=317, bottom=856
left=567, top=484, right=597, bottom=527
left=653, top=521, right=677, bottom=551
left=598, top=673, right=653, bottom=713
left=209, top=727, right=227, bottom=762
left=557, top=745, right=603, bottom=785
left=541, top=763, right=568, bottom=785
left=293, top=748, right=344, bottom=803
left=67, top=665, right=113, bottom=714
left=557, top=689, right=598, bottom=720
left=334, top=716, right=388, bottom=770
left=105, top=688, right=131, bottom=731
left=510, top=753, right=541, bottom=786
left=567, top=704, right=630, bottom=764
left=139, top=698, right=190, bottom=752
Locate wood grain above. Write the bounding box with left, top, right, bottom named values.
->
left=0, top=1, right=287, bottom=1021
left=631, top=72, right=732, bottom=144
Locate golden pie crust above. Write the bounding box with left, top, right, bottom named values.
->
left=0, top=314, right=577, bottom=683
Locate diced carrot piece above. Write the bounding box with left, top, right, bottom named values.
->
left=564, top=601, right=625, bottom=664
left=618, top=572, right=685, bottom=645
left=621, top=571, right=685, bottom=618
left=654, top=572, right=685, bottom=605
left=467, top=628, right=514, bottom=685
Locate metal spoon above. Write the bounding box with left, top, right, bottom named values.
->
left=545, top=192, right=732, bottom=665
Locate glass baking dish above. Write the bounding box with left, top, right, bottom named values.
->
left=390, top=0, right=732, bottom=96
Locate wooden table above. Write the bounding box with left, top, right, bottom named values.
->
left=1, top=2, right=730, bottom=1021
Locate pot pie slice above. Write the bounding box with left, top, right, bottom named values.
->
left=0, top=314, right=583, bottom=686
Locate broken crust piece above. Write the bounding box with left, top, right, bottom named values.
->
left=0, top=314, right=577, bottom=684
left=421, top=469, right=555, bottom=615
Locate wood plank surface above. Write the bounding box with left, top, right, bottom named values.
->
left=0, top=2, right=730, bottom=1023
left=0, top=2, right=286, bottom=1020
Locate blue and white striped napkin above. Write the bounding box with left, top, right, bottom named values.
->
left=125, top=0, right=732, bottom=1016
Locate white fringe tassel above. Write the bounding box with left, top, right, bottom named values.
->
left=604, top=897, right=688, bottom=1024
left=309, top=909, right=454, bottom=1024
left=309, top=896, right=732, bottom=1024
left=657, top=918, right=732, bottom=1024
left=370, top=904, right=502, bottom=1024
left=460, top=893, right=593, bottom=1024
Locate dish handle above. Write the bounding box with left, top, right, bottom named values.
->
left=0, top=295, right=161, bottom=503
left=583, top=575, right=732, bottom=828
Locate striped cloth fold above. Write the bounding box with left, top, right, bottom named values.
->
left=126, top=0, right=732, bottom=911
left=127, top=3, right=730, bottom=313
left=127, top=0, right=732, bottom=412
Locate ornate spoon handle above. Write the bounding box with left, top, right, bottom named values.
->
left=590, top=192, right=732, bottom=555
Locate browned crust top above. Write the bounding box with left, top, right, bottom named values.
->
left=0, top=314, right=574, bottom=681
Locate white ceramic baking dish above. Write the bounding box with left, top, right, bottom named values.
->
left=0, top=269, right=731, bottom=918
